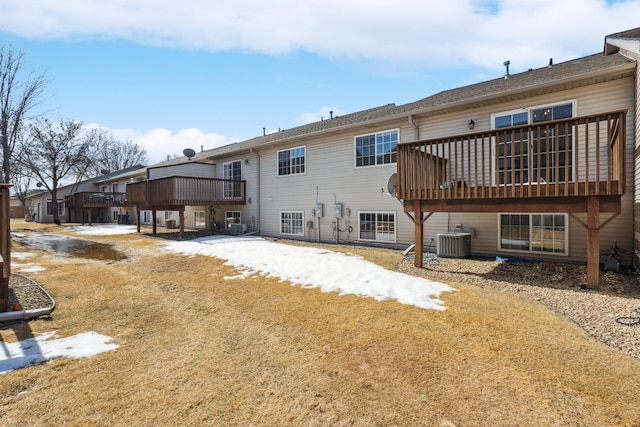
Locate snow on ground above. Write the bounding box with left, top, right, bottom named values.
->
left=163, top=235, right=456, bottom=311
left=11, top=252, right=45, bottom=273
left=0, top=331, right=118, bottom=375
left=64, top=225, right=139, bottom=236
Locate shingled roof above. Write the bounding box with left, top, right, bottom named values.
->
left=187, top=31, right=637, bottom=162
left=395, top=52, right=634, bottom=117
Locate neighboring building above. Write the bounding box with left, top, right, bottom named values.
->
left=26, top=165, right=145, bottom=224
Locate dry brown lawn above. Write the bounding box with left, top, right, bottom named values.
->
left=1, top=220, right=640, bottom=426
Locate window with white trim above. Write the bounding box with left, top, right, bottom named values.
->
left=112, top=210, right=119, bottom=221
left=355, top=129, right=398, bottom=167
left=492, top=101, right=574, bottom=185
left=223, top=160, right=243, bottom=198
left=194, top=211, right=206, bottom=228
left=499, top=213, right=567, bottom=254
left=142, top=211, right=151, bottom=224
left=280, top=211, right=304, bottom=235
left=225, top=211, right=241, bottom=229
left=278, top=146, right=305, bottom=176
left=112, top=183, right=118, bottom=192
left=46, top=199, right=65, bottom=216
left=359, top=212, right=396, bottom=242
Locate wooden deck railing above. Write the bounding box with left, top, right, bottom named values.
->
left=65, top=192, right=126, bottom=208
left=397, top=110, right=626, bottom=201
left=126, top=176, right=246, bottom=207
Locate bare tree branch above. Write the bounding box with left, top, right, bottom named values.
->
left=17, top=119, right=99, bottom=225
left=0, top=46, right=47, bottom=183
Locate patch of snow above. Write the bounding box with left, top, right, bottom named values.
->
left=163, top=235, right=455, bottom=310
left=0, top=331, right=119, bottom=375
left=64, top=225, right=138, bottom=236
left=13, top=264, right=45, bottom=273
left=11, top=252, right=35, bottom=260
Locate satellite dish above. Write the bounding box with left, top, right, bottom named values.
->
left=386, top=173, right=397, bottom=198
left=183, top=148, right=196, bottom=160
left=100, top=169, right=110, bottom=175
left=36, top=182, right=43, bottom=188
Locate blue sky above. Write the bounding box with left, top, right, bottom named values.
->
left=1, top=0, right=638, bottom=164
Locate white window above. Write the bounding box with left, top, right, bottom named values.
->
left=358, top=212, right=396, bottom=242
left=277, top=146, right=305, bottom=176
left=46, top=199, right=65, bottom=216
left=223, top=160, right=243, bottom=198
left=499, top=213, right=567, bottom=255
left=194, top=211, right=206, bottom=228
left=100, top=185, right=107, bottom=192
left=355, top=129, right=398, bottom=167
left=165, top=211, right=174, bottom=220
left=112, top=183, right=118, bottom=192
left=225, top=211, right=241, bottom=229
left=142, top=211, right=151, bottom=224
left=112, top=210, right=119, bottom=221
left=280, top=211, right=304, bottom=235
left=492, top=101, right=574, bottom=185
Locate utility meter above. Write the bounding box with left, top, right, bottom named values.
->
left=333, top=203, right=342, bottom=218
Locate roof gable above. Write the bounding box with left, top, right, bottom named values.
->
left=605, top=26, right=640, bottom=55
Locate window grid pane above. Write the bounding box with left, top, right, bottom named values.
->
left=278, top=147, right=305, bottom=176
left=281, top=211, right=304, bottom=235
left=356, top=130, right=398, bottom=167
left=500, top=214, right=566, bottom=254
left=359, top=212, right=396, bottom=242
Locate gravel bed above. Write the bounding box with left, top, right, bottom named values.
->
left=2, top=274, right=55, bottom=322
left=397, top=256, right=640, bottom=360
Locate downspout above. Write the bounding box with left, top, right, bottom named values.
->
left=250, top=148, right=260, bottom=233
left=408, top=115, right=419, bottom=140
left=0, top=275, right=56, bottom=322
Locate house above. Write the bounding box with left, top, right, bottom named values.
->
left=27, top=165, right=145, bottom=224
left=62, top=27, right=640, bottom=289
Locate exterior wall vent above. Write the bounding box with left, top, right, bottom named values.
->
left=437, top=232, right=471, bottom=258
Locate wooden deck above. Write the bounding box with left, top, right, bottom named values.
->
left=126, top=176, right=246, bottom=210
left=397, top=110, right=626, bottom=289
left=126, top=176, right=246, bottom=238
left=65, top=192, right=126, bottom=208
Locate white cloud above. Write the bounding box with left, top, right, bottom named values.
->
left=87, top=124, right=234, bottom=165
left=0, top=1, right=638, bottom=71
left=296, top=106, right=346, bottom=125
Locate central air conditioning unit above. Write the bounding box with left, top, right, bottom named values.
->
left=230, top=223, right=247, bottom=235
left=437, top=232, right=471, bottom=258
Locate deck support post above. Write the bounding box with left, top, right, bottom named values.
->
left=136, top=207, right=141, bottom=233
left=152, top=208, right=157, bottom=235
left=179, top=207, right=185, bottom=239
left=586, top=196, right=601, bottom=290
left=413, top=200, right=424, bottom=268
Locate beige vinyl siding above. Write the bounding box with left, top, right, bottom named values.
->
left=409, top=77, right=635, bottom=262
left=148, top=163, right=215, bottom=180
left=257, top=122, right=447, bottom=246
left=623, top=49, right=640, bottom=266
left=211, top=155, right=259, bottom=232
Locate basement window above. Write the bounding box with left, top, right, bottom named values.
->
left=499, top=213, right=567, bottom=255
left=280, top=211, right=304, bottom=236
left=359, top=212, right=396, bottom=242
